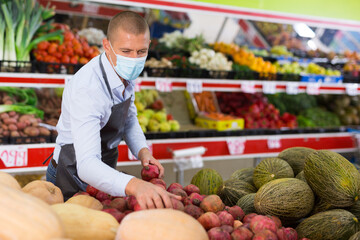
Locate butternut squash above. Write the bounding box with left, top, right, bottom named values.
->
left=22, top=180, right=63, bottom=205
left=66, top=195, right=103, bottom=210
left=0, top=171, right=21, bottom=190
left=115, top=209, right=209, bottom=240
left=51, top=203, right=119, bottom=240
left=0, top=183, right=65, bottom=240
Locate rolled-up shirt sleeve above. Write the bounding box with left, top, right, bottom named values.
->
left=123, top=95, right=148, bottom=159
left=70, top=83, right=134, bottom=197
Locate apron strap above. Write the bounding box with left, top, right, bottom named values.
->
left=99, top=54, right=115, bottom=105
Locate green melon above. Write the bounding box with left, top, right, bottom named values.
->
left=349, top=231, right=360, bottom=240
left=296, top=209, right=359, bottom=240
left=278, top=147, right=316, bottom=175
left=253, top=157, right=294, bottom=189
left=310, top=197, right=335, bottom=215
left=191, top=168, right=223, bottom=195
left=230, top=167, right=255, bottom=186
left=217, top=179, right=257, bottom=206
left=347, top=201, right=360, bottom=221
left=254, top=178, right=314, bottom=221
left=304, top=150, right=360, bottom=207
left=236, top=193, right=256, bottom=215
left=295, top=171, right=307, bottom=183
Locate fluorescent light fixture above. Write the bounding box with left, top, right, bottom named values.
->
left=294, top=23, right=316, bottom=38
left=307, top=40, right=317, bottom=50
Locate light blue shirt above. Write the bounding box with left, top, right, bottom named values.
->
left=53, top=53, right=148, bottom=197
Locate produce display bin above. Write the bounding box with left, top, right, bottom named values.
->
left=0, top=60, right=33, bottom=73
left=33, top=61, right=84, bottom=74
left=195, top=115, right=244, bottom=131
left=9, top=135, right=52, bottom=145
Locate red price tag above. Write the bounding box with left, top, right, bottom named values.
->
left=0, top=146, right=28, bottom=167
left=226, top=138, right=246, bottom=155
left=155, top=78, right=172, bottom=92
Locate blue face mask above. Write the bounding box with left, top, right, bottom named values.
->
left=109, top=42, right=147, bottom=81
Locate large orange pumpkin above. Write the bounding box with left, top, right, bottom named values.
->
left=22, top=180, right=64, bottom=205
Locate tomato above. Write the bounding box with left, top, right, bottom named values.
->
left=64, top=31, right=75, bottom=42
left=47, top=43, right=58, bottom=55
left=79, top=57, right=89, bottom=65
left=70, top=55, right=79, bottom=64
left=61, top=55, right=70, bottom=64
left=84, top=47, right=94, bottom=58
left=72, top=38, right=80, bottom=46
left=54, top=52, right=62, bottom=59
left=74, top=43, right=83, bottom=56
left=65, top=47, right=74, bottom=57
left=37, top=41, right=50, bottom=50
left=58, top=44, right=66, bottom=53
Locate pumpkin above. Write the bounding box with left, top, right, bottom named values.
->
left=191, top=168, right=223, bottom=195
left=23, top=180, right=64, bottom=205
left=304, top=150, right=360, bottom=207
left=254, top=178, right=314, bottom=221
left=66, top=195, right=103, bottom=210
left=51, top=203, right=119, bottom=240
left=278, top=147, right=316, bottom=175
left=115, top=209, right=208, bottom=240
left=253, top=157, right=294, bottom=189
left=0, top=171, right=21, bottom=190
left=296, top=209, right=359, bottom=240
left=0, top=183, right=65, bottom=239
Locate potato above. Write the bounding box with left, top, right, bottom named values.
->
left=24, top=127, right=40, bottom=137
left=2, top=124, right=8, bottom=131
left=38, top=127, right=51, bottom=136
left=10, top=131, right=20, bottom=137
left=3, top=118, right=17, bottom=125
left=16, top=122, right=26, bottom=130
left=8, top=111, right=16, bottom=117
left=19, top=114, right=33, bottom=123
left=8, top=124, right=17, bottom=131
left=0, top=112, right=9, bottom=120
left=3, top=130, right=9, bottom=136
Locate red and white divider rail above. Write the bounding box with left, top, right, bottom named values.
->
left=0, top=73, right=359, bottom=96
left=0, top=132, right=356, bottom=174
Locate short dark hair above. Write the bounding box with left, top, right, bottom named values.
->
left=107, top=11, right=149, bottom=42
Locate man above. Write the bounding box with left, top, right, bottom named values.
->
left=46, top=11, right=179, bottom=209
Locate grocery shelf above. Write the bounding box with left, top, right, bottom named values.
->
left=0, top=132, right=356, bottom=174
left=0, top=72, right=358, bottom=95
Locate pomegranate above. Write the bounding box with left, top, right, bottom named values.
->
left=109, top=197, right=127, bottom=212
left=126, top=195, right=138, bottom=210
left=207, top=227, right=231, bottom=240
left=167, top=182, right=183, bottom=192
left=101, top=199, right=112, bottom=208
left=252, top=229, right=278, bottom=240
left=86, top=185, right=99, bottom=197
left=220, top=225, right=234, bottom=234
left=197, top=212, right=221, bottom=230
left=233, top=220, right=243, bottom=229
left=189, top=192, right=204, bottom=206
left=149, top=178, right=166, bottom=188
left=102, top=208, right=125, bottom=223
left=225, top=205, right=245, bottom=221
left=171, top=198, right=185, bottom=211
left=250, top=215, right=278, bottom=234
left=184, top=204, right=204, bottom=219
left=200, top=195, right=225, bottom=213
left=231, top=227, right=254, bottom=240
left=268, top=215, right=282, bottom=229
left=216, top=211, right=234, bottom=226
left=95, top=191, right=111, bottom=202
left=169, top=188, right=187, bottom=201
left=183, top=196, right=193, bottom=206
left=183, top=184, right=200, bottom=195
left=141, top=164, right=160, bottom=181
left=154, top=183, right=166, bottom=190
left=243, top=213, right=258, bottom=224
left=133, top=203, right=142, bottom=211
left=277, top=227, right=298, bottom=240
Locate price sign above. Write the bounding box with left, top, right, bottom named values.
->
left=174, top=155, right=204, bottom=172
left=186, top=80, right=202, bottom=93
left=286, top=82, right=299, bottom=95
left=267, top=137, right=281, bottom=149
left=134, top=79, right=141, bottom=92
left=82, top=3, right=100, bottom=14
left=155, top=78, right=172, bottom=92
left=226, top=138, right=246, bottom=155
left=0, top=145, right=28, bottom=167
left=128, top=143, right=153, bottom=160
left=346, top=83, right=358, bottom=96
left=306, top=82, right=321, bottom=95
left=262, top=82, right=277, bottom=94
left=241, top=82, right=256, bottom=94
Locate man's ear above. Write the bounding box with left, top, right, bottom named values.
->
left=103, top=38, right=111, bottom=54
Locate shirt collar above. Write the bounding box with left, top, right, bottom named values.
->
left=101, top=52, right=124, bottom=90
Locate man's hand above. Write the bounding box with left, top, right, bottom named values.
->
left=138, top=147, right=164, bottom=178
left=125, top=177, right=182, bottom=209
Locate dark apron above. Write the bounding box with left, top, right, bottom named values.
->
left=55, top=55, right=132, bottom=200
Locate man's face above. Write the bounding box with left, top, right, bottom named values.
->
left=103, top=28, right=150, bottom=68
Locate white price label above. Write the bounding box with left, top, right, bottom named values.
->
left=346, top=84, right=358, bottom=96
left=262, top=82, right=277, bottom=94
left=128, top=143, right=153, bottom=160
left=306, top=83, right=321, bottom=95
left=267, top=137, right=281, bottom=149
left=174, top=155, right=204, bottom=172
left=0, top=146, right=28, bottom=167
left=82, top=3, right=100, bottom=14
left=241, top=82, right=256, bottom=93
left=155, top=78, right=172, bottom=92
left=226, top=138, right=246, bottom=155
left=286, top=82, right=299, bottom=95
left=186, top=80, right=202, bottom=93
left=134, top=79, right=141, bottom=92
